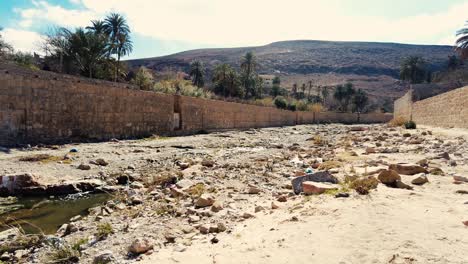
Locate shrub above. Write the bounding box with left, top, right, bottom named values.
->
left=47, top=245, right=80, bottom=264
left=287, top=103, right=297, bottom=111
left=404, top=120, right=416, bottom=129
left=296, top=100, right=309, bottom=111
left=388, top=117, right=407, bottom=127
left=349, top=176, right=379, bottom=195
left=274, top=96, right=288, bottom=109
left=95, top=222, right=113, bottom=240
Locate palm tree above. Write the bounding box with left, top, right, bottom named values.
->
left=456, top=22, right=468, bottom=59
left=240, top=52, right=258, bottom=98
left=86, top=20, right=106, bottom=35
left=400, top=56, right=427, bottom=84
left=292, top=83, right=298, bottom=98
left=213, top=63, right=233, bottom=97
left=321, top=86, right=329, bottom=108
left=189, top=60, right=205, bottom=88
left=333, top=85, right=346, bottom=112
left=68, top=28, right=108, bottom=78
left=353, top=89, right=369, bottom=113
left=103, top=13, right=132, bottom=81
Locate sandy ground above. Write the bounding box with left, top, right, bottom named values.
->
left=1, top=124, right=467, bottom=264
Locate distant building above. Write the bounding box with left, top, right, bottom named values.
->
left=259, top=74, right=276, bottom=88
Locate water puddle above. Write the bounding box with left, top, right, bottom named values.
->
left=0, top=193, right=111, bottom=234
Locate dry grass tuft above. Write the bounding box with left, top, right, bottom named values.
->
left=349, top=176, right=379, bottom=195
left=318, top=160, right=342, bottom=170
left=388, top=116, right=407, bottom=127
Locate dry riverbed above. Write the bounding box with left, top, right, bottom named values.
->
left=0, top=124, right=467, bottom=264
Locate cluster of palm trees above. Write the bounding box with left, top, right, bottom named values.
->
left=333, top=82, right=369, bottom=112
left=189, top=52, right=263, bottom=99
left=43, top=13, right=132, bottom=80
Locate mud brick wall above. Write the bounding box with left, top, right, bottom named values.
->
left=0, top=65, right=392, bottom=146
left=393, top=86, right=468, bottom=129
left=0, top=72, right=174, bottom=146
left=394, top=89, right=413, bottom=119
left=178, top=96, right=296, bottom=133
left=412, top=86, right=468, bottom=128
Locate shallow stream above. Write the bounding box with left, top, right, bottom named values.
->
left=0, top=193, right=110, bottom=234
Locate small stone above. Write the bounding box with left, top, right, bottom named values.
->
left=201, top=159, right=215, bottom=167
left=335, top=193, right=350, bottom=198
left=271, top=202, right=279, bottom=209
left=411, top=175, right=429, bottom=185
left=129, top=238, right=153, bottom=254
left=77, top=164, right=91, bottom=170
left=195, top=194, right=215, bottom=208
left=199, top=225, right=209, bottom=234
left=255, top=206, right=265, bottom=213
left=188, top=215, right=200, bottom=223
left=92, top=158, right=109, bottom=166
left=217, top=223, right=227, bottom=232
left=277, top=195, right=287, bottom=202
left=130, top=182, right=145, bottom=189
left=93, top=250, right=115, bottom=264
left=439, top=152, right=450, bottom=160
left=247, top=186, right=261, bottom=194
left=365, top=147, right=376, bottom=154
left=210, top=202, right=223, bottom=212
left=449, top=160, right=457, bottom=167
left=178, top=162, right=190, bottom=170
left=242, top=212, right=255, bottom=219
left=388, top=164, right=428, bottom=175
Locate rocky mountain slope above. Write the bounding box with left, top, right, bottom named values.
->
left=127, top=40, right=456, bottom=101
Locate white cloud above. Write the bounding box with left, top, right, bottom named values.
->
left=16, top=0, right=98, bottom=29
left=77, top=0, right=467, bottom=47
left=1, top=28, right=44, bottom=54
left=10, top=0, right=468, bottom=52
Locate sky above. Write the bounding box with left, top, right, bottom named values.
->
left=0, top=0, right=467, bottom=59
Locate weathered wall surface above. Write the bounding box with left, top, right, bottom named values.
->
left=393, top=86, right=468, bottom=129
left=0, top=66, right=392, bottom=146
left=394, top=90, right=413, bottom=119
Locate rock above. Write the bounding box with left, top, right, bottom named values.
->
left=302, top=182, right=338, bottom=195
left=377, top=170, right=401, bottom=184
left=291, top=171, right=339, bottom=194
left=247, top=186, right=261, bottom=194
left=217, top=223, right=227, bottom=232
left=411, top=175, right=429, bottom=185
left=388, top=164, right=428, bottom=175
left=453, top=176, right=468, bottom=183
left=201, top=159, right=215, bottom=167
left=429, top=167, right=444, bottom=175
left=176, top=179, right=194, bottom=189
left=395, top=180, right=413, bottom=190
left=416, top=159, right=428, bottom=167
left=255, top=206, right=265, bottom=213
left=129, top=238, right=153, bottom=254
left=0, top=173, right=41, bottom=195
left=365, top=147, right=376, bottom=154
left=178, top=162, right=190, bottom=170
left=91, top=158, right=108, bottom=166
left=211, top=201, right=223, bottom=212
left=271, top=202, right=279, bottom=209
left=335, top=192, right=350, bottom=198
left=242, top=212, right=255, bottom=219
left=77, top=164, right=91, bottom=170
left=195, top=194, right=215, bottom=208
left=130, top=181, right=145, bottom=189
left=449, top=160, right=457, bottom=167
left=438, top=152, right=450, bottom=160
left=277, top=195, right=287, bottom=202
left=93, top=250, right=115, bottom=264
left=188, top=215, right=200, bottom=223
left=199, top=225, right=209, bottom=234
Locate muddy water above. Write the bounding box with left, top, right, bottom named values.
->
left=0, top=193, right=110, bottom=234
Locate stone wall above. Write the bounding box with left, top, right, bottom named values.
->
left=0, top=66, right=392, bottom=146
left=393, top=86, right=468, bottom=129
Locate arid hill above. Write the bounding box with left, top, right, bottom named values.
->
left=127, top=40, right=456, bottom=102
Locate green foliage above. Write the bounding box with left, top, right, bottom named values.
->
left=404, top=120, right=416, bottom=129
left=352, top=89, right=369, bottom=113
left=154, top=79, right=213, bottom=98
left=0, top=28, right=13, bottom=59
left=334, top=82, right=355, bottom=112
left=296, top=100, right=309, bottom=111
left=96, top=222, right=114, bottom=240
left=71, top=238, right=88, bottom=251
left=456, top=24, right=468, bottom=59
left=274, top=96, right=288, bottom=109
left=240, top=52, right=262, bottom=98
left=287, top=102, right=297, bottom=111
left=131, top=66, right=154, bottom=90
left=349, top=176, right=379, bottom=195
left=189, top=60, right=205, bottom=88
left=212, top=63, right=243, bottom=97
left=399, top=56, right=428, bottom=84
left=47, top=245, right=80, bottom=264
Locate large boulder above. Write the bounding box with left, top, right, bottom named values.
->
left=302, top=182, right=338, bottom=195
left=195, top=194, right=215, bottom=208
left=377, top=170, right=401, bottom=185
left=129, top=238, right=153, bottom=254
left=291, top=171, right=338, bottom=194
left=388, top=164, right=428, bottom=175
left=0, top=174, right=42, bottom=196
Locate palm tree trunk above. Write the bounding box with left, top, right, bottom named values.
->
left=115, top=52, right=120, bottom=82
